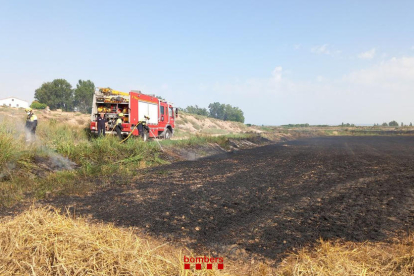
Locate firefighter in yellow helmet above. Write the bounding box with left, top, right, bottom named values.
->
left=115, top=113, right=124, bottom=139
left=25, top=107, right=38, bottom=142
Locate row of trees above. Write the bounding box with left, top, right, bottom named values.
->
left=340, top=123, right=356, bottom=127
left=341, top=122, right=414, bottom=127
left=34, top=79, right=95, bottom=113
left=183, top=105, right=209, bottom=116
left=281, top=124, right=310, bottom=127
left=374, top=121, right=413, bottom=127
left=183, top=102, right=245, bottom=123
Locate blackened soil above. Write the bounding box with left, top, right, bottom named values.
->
left=45, top=136, right=414, bottom=261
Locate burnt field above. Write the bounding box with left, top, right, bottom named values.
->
left=46, top=136, right=414, bottom=262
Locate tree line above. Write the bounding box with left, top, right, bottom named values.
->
left=33, top=79, right=95, bottom=113
left=183, top=102, right=245, bottom=123
left=374, top=121, right=412, bottom=127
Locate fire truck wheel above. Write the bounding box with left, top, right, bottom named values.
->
left=165, top=129, right=172, bottom=139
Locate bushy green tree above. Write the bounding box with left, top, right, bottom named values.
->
left=223, top=104, right=245, bottom=123
left=382, top=122, right=389, bottom=126
left=184, top=105, right=209, bottom=116
left=208, top=102, right=226, bottom=120
left=208, top=102, right=245, bottom=123
left=389, top=120, right=399, bottom=126
left=34, top=79, right=74, bottom=111
left=74, top=80, right=95, bottom=113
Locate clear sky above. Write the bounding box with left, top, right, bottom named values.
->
left=1, top=0, right=414, bottom=125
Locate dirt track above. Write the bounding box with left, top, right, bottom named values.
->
left=46, top=136, right=414, bottom=261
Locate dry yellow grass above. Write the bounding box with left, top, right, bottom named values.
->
left=276, top=237, right=414, bottom=276
left=0, top=207, right=275, bottom=276
left=2, top=206, right=414, bottom=275
left=174, top=112, right=255, bottom=138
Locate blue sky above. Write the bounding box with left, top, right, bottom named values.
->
left=1, top=0, right=414, bottom=125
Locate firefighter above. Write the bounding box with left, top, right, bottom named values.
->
left=115, top=113, right=124, bottom=139
left=137, top=115, right=150, bottom=139
left=97, top=112, right=107, bottom=137
left=25, top=107, right=38, bottom=142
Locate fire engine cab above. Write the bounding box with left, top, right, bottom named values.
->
left=90, top=88, right=177, bottom=140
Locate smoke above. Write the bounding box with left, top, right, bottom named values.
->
left=0, top=112, right=28, bottom=140
left=40, top=146, right=77, bottom=171
left=0, top=112, right=77, bottom=173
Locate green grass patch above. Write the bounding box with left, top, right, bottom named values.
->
left=0, top=115, right=168, bottom=207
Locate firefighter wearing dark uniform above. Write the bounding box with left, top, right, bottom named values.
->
left=115, top=113, right=124, bottom=139
left=97, top=112, right=107, bottom=136
left=25, top=107, right=38, bottom=142
left=138, top=115, right=150, bottom=139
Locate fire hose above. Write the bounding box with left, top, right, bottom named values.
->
left=118, top=124, right=164, bottom=151
left=148, top=128, right=164, bottom=151
left=119, top=124, right=138, bottom=144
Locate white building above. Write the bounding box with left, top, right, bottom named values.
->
left=0, top=97, right=29, bottom=109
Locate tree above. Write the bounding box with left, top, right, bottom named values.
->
left=224, top=104, right=245, bottom=123
left=207, top=102, right=245, bottom=123
left=382, top=122, right=388, bottom=126
left=208, top=102, right=226, bottom=120
left=74, top=80, right=95, bottom=113
left=389, top=120, right=399, bottom=126
left=184, top=105, right=209, bottom=116
left=410, top=122, right=412, bottom=127
left=401, top=122, right=404, bottom=127
left=34, top=79, right=74, bottom=111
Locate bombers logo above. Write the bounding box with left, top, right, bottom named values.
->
left=183, top=256, right=224, bottom=270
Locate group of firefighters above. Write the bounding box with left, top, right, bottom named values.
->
left=97, top=111, right=149, bottom=140
left=96, top=111, right=125, bottom=139
left=23, top=108, right=147, bottom=143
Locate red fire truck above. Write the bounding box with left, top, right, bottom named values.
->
left=90, top=88, right=177, bottom=140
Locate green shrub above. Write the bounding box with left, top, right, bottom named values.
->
left=30, top=101, right=47, bottom=109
